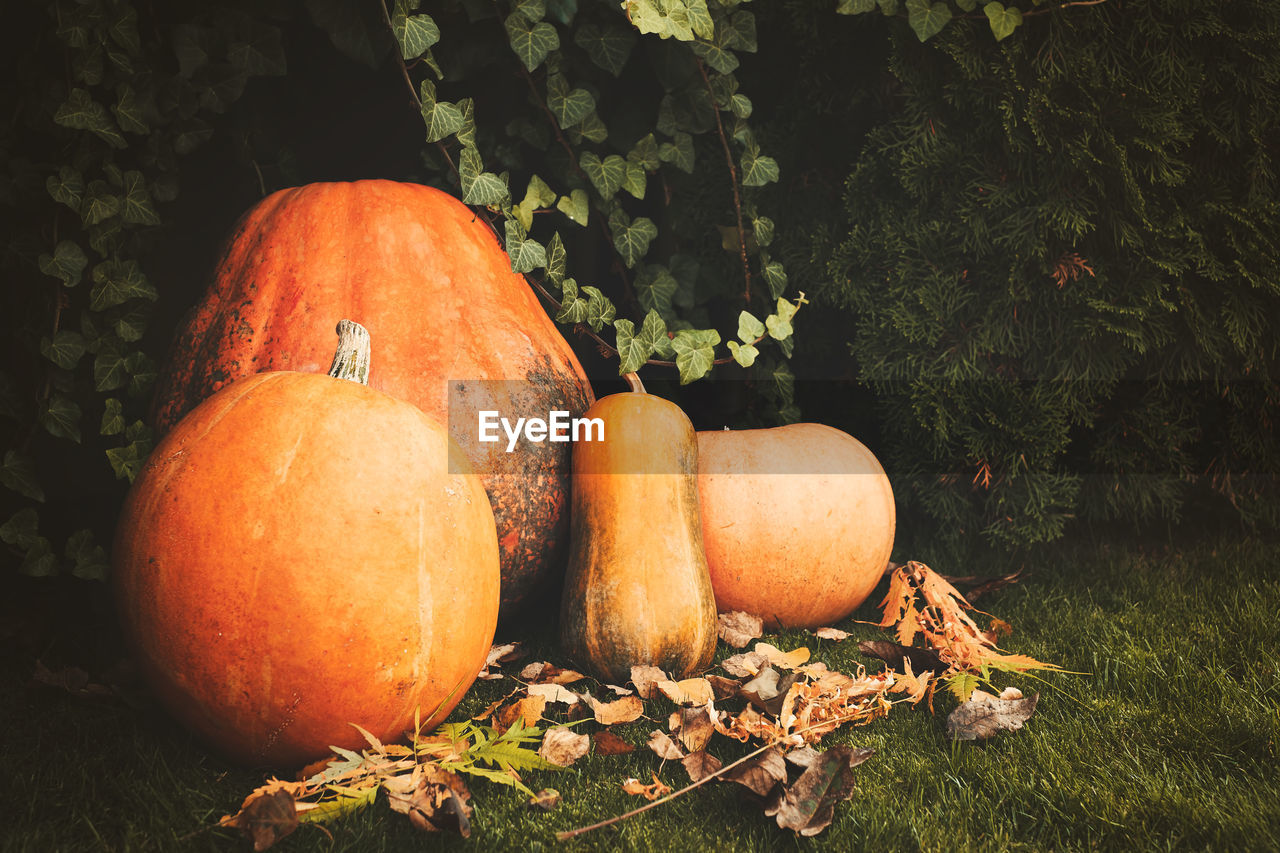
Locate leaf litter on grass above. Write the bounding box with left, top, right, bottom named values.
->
left=223, top=561, right=1064, bottom=846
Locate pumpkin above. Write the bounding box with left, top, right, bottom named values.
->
left=114, top=320, right=500, bottom=767
left=696, top=423, right=895, bottom=629
left=559, top=375, right=718, bottom=684
left=149, top=180, right=593, bottom=618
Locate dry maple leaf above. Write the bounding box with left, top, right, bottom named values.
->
left=495, top=694, right=548, bottom=732
left=592, top=730, right=635, bottom=755
left=765, top=746, right=874, bottom=837
left=717, top=611, right=765, bottom=648
left=221, top=788, right=299, bottom=851
left=621, top=773, right=672, bottom=800
left=946, top=689, right=1039, bottom=740
left=538, top=727, right=591, bottom=766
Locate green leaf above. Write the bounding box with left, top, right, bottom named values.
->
left=106, top=429, right=152, bottom=482
left=580, top=152, right=626, bottom=200
left=737, top=310, right=765, bottom=343
left=634, top=264, right=678, bottom=315
left=983, top=2, right=1023, bottom=41
left=623, top=0, right=695, bottom=41
left=690, top=31, right=738, bottom=74
left=762, top=261, right=788, bottom=299
left=81, top=181, right=122, bottom=226
left=729, top=93, right=752, bottom=119
left=956, top=0, right=979, bottom=9
left=556, top=189, right=589, bottom=226
left=111, top=301, right=153, bottom=342
left=752, top=216, right=775, bottom=247
left=101, top=398, right=125, bottom=436
left=459, top=147, right=510, bottom=206
left=93, top=337, right=129, bottom=392
left=569, top=111, right=609, bottom=144
left=671, top=328, right=719, bottom=384
left=0, top=508, right=41, bottom=549
left=112, top=85, right=149, bottom=134
left=38, top=241, right=89, bottom=287
left=122, top=171, right=161, bottom=225
left=740, top=144, right=779, bottom=187
left=546, top=232, right=567, bottom=284
left=836, top=0, right=877, bottom=11
left=505, top=15, right=559, bottom=70
left=547, top=74, right=595, bottom=128
left=40, top=331, right=87, bottom=370
left=107, top=5, right=142, bottom=55
left=515, top=174, right=557, bottom=230
left=609, top=211, right=658, bottom=268
left=1, top=450, right=44, bottom=502
left=392, top=1, right=440, bottom=59
left=628, top=133, right=661, bottom=171
left=906, top=0, right=952, bottom=41
left=456, top=98, right=477, bottom=148
left=722, top=9, right=757, bottom=51
left=419, top=79, right=465, bottom=143
left=574, top=22, right=636, bottom=76
left=556, top=278, right=588, bottom=323
left=510, top=0, right=547, bottom=23
left=765, top=296, right=800, bottom=340
left=504, top=220, right=547, bottom=273
left=66, top=529, right=109, bottom=581
left=580, top=286, right=616, bottom=332
left=227, top=22, right=287, bottom=76
left=47, top=166, right=84, bottom=211
left=614, top=319, right=646, bottom=374
left=90, top=260, right=157, bottom=311
left=125, top=351, right=157, bottom=397
left=54, top=88, right=126, bottom=148
left=658, top=132, right=695, bottom=173
left=41, top=393, right=82, bottom=443
left=621, top=159, right=647, bottom=200
left=305, top=0, right=390, bottom=69
left=727, top=340, right=758, bottom=367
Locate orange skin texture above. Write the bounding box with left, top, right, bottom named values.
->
left=149, top=180, right=593, bottom=617
left=696, top=424, right=896, bottom=629
left=115, top=370, right=500, bottom=768
left=559, top=393, right=718, bottom=685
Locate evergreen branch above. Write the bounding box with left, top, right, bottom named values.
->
left=695, top=57, right=753, bottom=305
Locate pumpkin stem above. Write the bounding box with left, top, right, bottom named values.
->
left=623, top=372, right=646, bottom=394
left=328, top=319, right=371, bottom=386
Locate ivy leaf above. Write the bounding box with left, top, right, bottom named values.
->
left=737, top=310, right=765, bottom=343
left=54, top=88, right=127, bottom=148
left=906, top=0, right=952, bottom=42
left=40, top=331, right=87, bottom=370
left=556, top=189, right=589, bottom=226
left=227, top=22, right=287, bottom=76
left=609, top=211, right=658, bottom=268
left=81, top=181, right=121, bottom=226
left=570, top=111, right=609, bottom=144
left=106, top=424, right=152, bottom=482
left=1, top=450, right=45, bottom=502
left=47, top=166, right=84, bottom=211
left=420, top=80, right=465, bottom=143
left=546, top=232, right=567, bottom=284
left=690, top=29, right=738, bottom=74
left=614, top=319, right=647, bottom=374
left=740, top=144, right=779, bottom=187
left=983, top=2, right=1023, bottom=41
left=621, top=159, right=647, bottom=200
left=581, top=285, right=616, bottom=332
left=0, top=508, right=41, bottom=549
left=456, top=97, right=477, bottom=148
left=574, top=22, right=636, bottom=76
left=671, top=329, right=719, bottom=384
left=38, top=240, right=88, bottom=287
left=634, top=264, right=678, bottom=315
left=956, top=0, right=979, bottom=9
left=556, top=278, right=588, bottom=324
left=547, top=74, right=595, bottom=129
left=727, top=340, right=758, bottom=367
left=580, top=152, right=626, bottom=200
left=510, top=0, right=547, bottom=22
left=722, top=9, right=757, bottom=52
left=658, top=132, right=695, bottom=173
left=623, top=0, right=697, bottom=41
left=765, top=296, right=799, bottom=340
left=111, top=301, right=153, bottom=342
left=628, top=133, right=661, bottom=171
left=93, top=337, right=130, bottom=392
left=515, top=173, right=557, bottom=230
left=504, top=220, right=547, bottom=273
left=836, top=0, right=877, bottom=12
left=306, top=0, right=391, bottom=69
left=41, top=393, right=82, bottom=443
left=753, top=216, right=775, bottom=247
left=121, top=171, right=161, bottom=225
left=762, top=261, right=788, bottom=299
left=101, top=398, right=125, bottom=436
left=505, top=15, right=559, bottom=71
left=125, top=351, right=157, bottom=397
left=90, top=260, right=157, bottom=311
left=65, top=529, right=109, bottom=581
left=112, top=84, right=149, bottom=134
left=459, top=147, right=510, bottom=206
left=392, top=0, right=440, bottom=59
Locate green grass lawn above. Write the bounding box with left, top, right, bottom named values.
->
left=3, top=530, right=1278, bottom=852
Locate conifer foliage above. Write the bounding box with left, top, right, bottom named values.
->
left=822, top=0, right=1280, bottom=553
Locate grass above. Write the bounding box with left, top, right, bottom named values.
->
left=2, top=530, right=1278, bottom=852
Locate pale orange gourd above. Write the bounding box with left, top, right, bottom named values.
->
left=696, top=423, right=895, bottom=629
left=114, top=321, right=500, bottom=767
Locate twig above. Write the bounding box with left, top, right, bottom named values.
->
left=695, top=57, right=752, bottom=305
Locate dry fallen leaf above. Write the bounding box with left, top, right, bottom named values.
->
left=495, top=694, right=548, bottom=731
left=946, top=689, right=1039, bottom=740
left=519, top=661, right=587, bottom=684
left=670, top=703, right=716, bottom=753
left=765, top=746, right=874, bottom=837
left=754, top=642, right=811, bottom=670
left=539, top=727, right=591, bottom=766
left=657, top=677, right=714, bottom=706
left=621, top=773, right=672, bottom=800
left=647, top=729, right=685, bottom=761
left=528, top=789, right=561, bottom=811
left=681, top=750, right=723, bottom=783
left=857, top=639, right=945, bottom=675
left=586, top=694, right=645, bottom=726
left=630, top=665, right=670, bottom=699
left=706, top=674, right=742, bottom=700
left=717, top=611, right=764, bottom=648
left=479, top=642, right=525, bottom=679
left=592, top=730, right=635, bottom=756
left=403, top=766, right=474, bottom=837
left=527, top=682, right=579, bottom=705
left=221, top=788, right=298, bottom=851
left=721, top=746, right=787, bottom=798
left=720, top=650, right=769, bottom=677
left=812, top=627, right=850, bottom=641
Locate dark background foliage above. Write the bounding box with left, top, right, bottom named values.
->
left=2, top=0, right=1277, bottom=648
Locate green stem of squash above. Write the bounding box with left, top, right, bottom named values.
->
left=328, top=319, right=371, bottom=386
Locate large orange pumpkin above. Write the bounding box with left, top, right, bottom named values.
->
left=150, top=180, right=593, bottom=617
left=115, top=321, right=500, bottom=767
left=696, top=423, right=895, bottom=629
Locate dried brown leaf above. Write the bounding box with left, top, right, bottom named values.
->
left=646, top=729, right=685, bottom=760
left=527, top=789, right=561, bottom=811
left=857, top=640, right=945, bottom=676
left=722, top=746, right=787, bottom=798
left=630, top=665, right=670, bottom=699
left=30, top=661, right=113, bottom=699
left=717, top=611, right=764, bottom=648
left=495, top=694, right=548, bottom=731
left=720, top=650, right=769, bottom=677
left=519, top=661, right=587, bottom=684
left=706, top=674, right=742, bottom=701
left=592, top=730, right=635, bottom=755
left=221, top=788, right=299, bottom=851
left=784, top=745, right=822, bottom=769
left=812, top=627, right=850, bottom=641
left=657, top=677, right=714, bottom=706
left=946, top=689, right=1039, bottom=740
left=621, top=773, right=671, bottom=800
left=527, top=682, right=579, bottom=705
left=539, top=727, right=591, bottom=766
left=765, top=746, right=874, bottom=837
left=404, top=766, right=473, bottom=837
left=671, top=704, right=715, bottom=753
left=754, top=642, right=810, bottom=670
left=586, top=694, right=645, bottom=726
left=479, top=642, right=525, bottom=679
left=681, top=749, right=723, bottom=783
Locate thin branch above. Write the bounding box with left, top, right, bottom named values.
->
left=379, top=0, right=459, bottom=180
left=696, top=57, right=752, bottom=305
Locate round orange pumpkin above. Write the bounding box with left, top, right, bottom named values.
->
left=149, top=180, right=593, bottom=617
left=696, top=423, right=895, bottom=629
left=115, top=321, right=500, bottom=767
